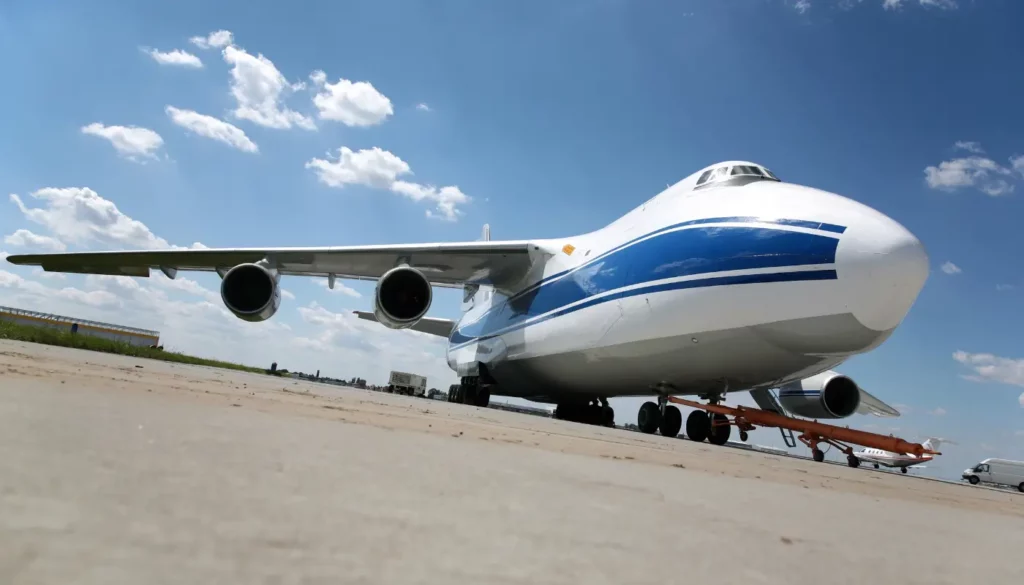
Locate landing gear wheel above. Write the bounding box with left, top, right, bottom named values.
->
left=1018, top=482, right=1023, bottom=493
left=812, top=448, right=825, bottom=463
left=602, top=405, right=615, bottom=427
left=707, top=413, right=731, bottom=446
left=475, top=386, right=490, bottom=408
left=901, top=467, right=908, bottom=474
left=685, top=410, right=710, bottom=442
left=847, top=455, right=860, bottom=468
left=458, top=377, right=480, bottom=406
left=739, top=430, right=749, bottom=443
left=637, top=402, right=661, bottom=434
left=659, top=405, right=682, bottom=437
left=968, top=476, right=979, bottom=485
left=874, top=463, right=880, bottom=470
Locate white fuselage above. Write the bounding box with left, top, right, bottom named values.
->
left=855, top=448, right=930, bottom=469
left=446, top=168, right=929, bottom=404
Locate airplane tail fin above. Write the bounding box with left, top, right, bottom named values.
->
left=922, top=437, right=953, bottom=452
left=481, top=224, right=491, bottom=242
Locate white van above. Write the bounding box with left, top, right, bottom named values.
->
left=962, top=458, right=1024, bottom=492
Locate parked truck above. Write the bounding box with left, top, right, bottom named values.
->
left=388, top=371, right=427, bottom=397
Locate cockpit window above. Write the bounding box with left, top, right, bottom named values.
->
left=693, top=163, right=780, bottom=190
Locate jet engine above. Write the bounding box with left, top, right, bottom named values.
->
left=777, top=370, right=861, bottom=419
left=220, top=263, right=282, bottom=322
left=373, top=266, right=432, bottom=329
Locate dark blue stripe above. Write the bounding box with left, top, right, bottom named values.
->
left=473, top=216, right=845, bottom=292
left=452, top=225, right=840, bottom=345
left=779, top=391, right=822, bottom=396
left=450, top=267, right=838, bottom=347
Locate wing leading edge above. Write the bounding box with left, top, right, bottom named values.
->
left=5, top=240, right=543, bottom=289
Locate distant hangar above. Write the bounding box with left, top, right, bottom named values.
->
left=0, top=305, right=160, bottom=348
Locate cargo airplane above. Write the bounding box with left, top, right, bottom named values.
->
left=853, top=438, right=947, bottom=473
left=7, top=161, right=929, bottom=442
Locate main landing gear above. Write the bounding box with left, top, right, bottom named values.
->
left=447, top=376, right=490, bottom=407
left=636, top=396, right=732, bottom=444
left=553, top=398, right=615, bottom=427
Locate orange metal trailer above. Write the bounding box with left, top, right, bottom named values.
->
left=667, top=396, right=941, bottom=467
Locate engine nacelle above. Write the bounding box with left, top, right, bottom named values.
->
left=777, top=370, right=861, bottom=419
left=220, top=263, right=281, bottom=322
left=374, top=266, right=432, bottom=329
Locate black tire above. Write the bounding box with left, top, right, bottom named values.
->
left=874, top=463, right=880, bottom=469
left=968, top=475, right=979, bottom=485
left=812, top=448, right=825, bottom=462
left=602, top=405, right=615, bottom=427
left=739, top=430, right=749, bottom=443
left=707, top=413, right=731, bottom=446
left=637, top=402, right=661, bottom=434
left=1018, top=482, right=1023, bottom=493
left=847, top=455, right=860, bottom=468
left=475, top=386, right=490, bottom=408
left=901, top=467, right=908, bottom=474
left=685, top=410, right=710, bottom=442
left=659, top=405, right=682, bottom=437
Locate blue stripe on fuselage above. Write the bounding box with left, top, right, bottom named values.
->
left=450, top=223, right=842, bottom=347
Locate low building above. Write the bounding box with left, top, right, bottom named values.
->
left=0, top=305, right=160, bottom=348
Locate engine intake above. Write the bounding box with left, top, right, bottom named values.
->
left=777, top=371, right=861, bottom=419
left=374, top=266, right=432, bottom=329
left=220, top=263, right=281, bottom=322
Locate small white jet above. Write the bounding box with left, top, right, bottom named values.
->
left=854, top=438, right=947, bottom=473
left=7, top=161, right=929, bottom=442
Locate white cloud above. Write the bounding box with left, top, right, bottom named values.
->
left=954, top=141, right=984, bottom=154
left=223, top=46, right=314, bottom=130
left=940, top=261, right=961, bottom=275
left=996, top=284, right=1015, bottom=292
left=416, top=103, right=431, bottom=112
left=1011, top=155, right=1024, bottom=177
left=953, top=350, right=1024, bottom=388
left=309, top=70, right=393, bottom=127
left=4, top=229, right=66, bottom=252
left=928, top=407, right=947, bottom=416
left=794, top=0, right=811, bottom=13
left=281, top=289, right=296, bottom=300
left=81, top=123, right=164, bottom=161
left=0, top=269, right=122, bottom=309
left=9, top=187, right=174, bottom=250
left=189, top=30, right=234, bottom=50
left=321, top=279, right=361, bottom=298
left=32, top=267, right=66, bottom=280
left=146, top=48, right=203, bottom=68
left=919, top=0, right=956, bottom=8
left=165, top=106, right=258, bottom=153
left=924, top=155, right=1016, bottom=196
left=1020, top=393, right=1024, bottom=408
left=305, top=146, right=471, bottom=221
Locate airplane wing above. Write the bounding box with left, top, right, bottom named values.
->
left=855, top=387, right=901, bottom=418
left=354, top=311, right=454, bottom=337
left=5, top=240, right=542, bottom=289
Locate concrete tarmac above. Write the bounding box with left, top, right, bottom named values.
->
left=1, top=340, right=1020, bottom=585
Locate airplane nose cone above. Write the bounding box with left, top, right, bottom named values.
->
left=836, top=211, right=929, bottom=332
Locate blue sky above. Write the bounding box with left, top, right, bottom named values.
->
left=1, top=0, right=1022, bottom=478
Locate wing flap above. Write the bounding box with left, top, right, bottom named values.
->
left=354, top=311, right=455, bottom=338
left=7, top=240, right=542, bottom=289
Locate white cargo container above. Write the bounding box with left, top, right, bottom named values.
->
left=962, top=458, right=1024, bottom=492
left=388, top=371, right=427, bottom=397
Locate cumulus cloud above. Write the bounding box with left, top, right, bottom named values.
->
left=224, top=46, right=314, bottom=130
left=4, top=229, right=66, bottom=252
left=416, top=103, right=431, bottom=112
left=189, top=30, right=234, bottom=50
left=940, top=261, right=961, bottom=275
left=321, top=279, right=362, bottom=298
left=165, top=106, right=258, bottom=153
left=883, top=0, right=957, bottom=8
left=953, top=350, right=1024, bottom=388
left=954, top=141, right=984, bottom=154
left=1011, top=155, right=1024, bottom=176
left=305, top=146, right=471, bottom=221
left=145, top=48, right=203, bottom=68
left=309, top=70, right=393, bottom=127
left=9, top=187, right=174, bottom=250
left=81, top=123, right=164, bottom=161
left=924, top=154, right=1016, bottom=196
left=928, top=407, right=947, bottom=416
